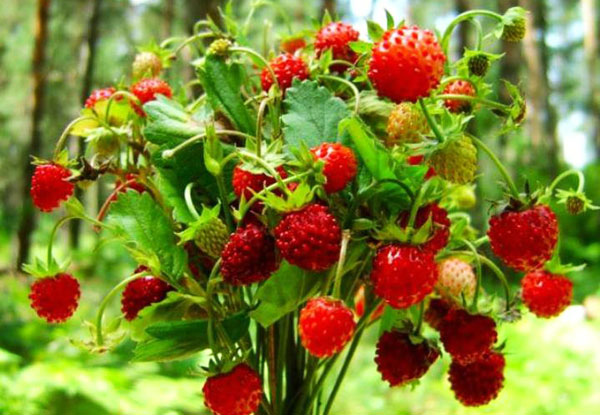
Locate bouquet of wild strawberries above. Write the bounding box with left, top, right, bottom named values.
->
left=24, top=5, right=597, bottom=415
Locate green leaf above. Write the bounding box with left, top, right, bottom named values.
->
left=282, top=79, right=350, bottom=150
left=197, top=55, right=256, bottom=134
left=107, top=191, right=187, bottom=283
left=132, top=312, right=250, bottom=362
left=385, top=10, right=395, bottom=30
left=128, top=291, right=193, bottom=342
left=250, top=261, right=325, bottom=327
left=143, top=97, right=206, bottom=147
left=349, top=40, right=373, bottom=54
left=366, top=20, right=385, bottom=41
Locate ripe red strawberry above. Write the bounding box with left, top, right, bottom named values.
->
left=448, top=351, right=505, bottom=407
left=521, top=270, right=573, bottom=318
left=310, top=143, right=358, bottom=193
left=131, top=78, right=172, bottom=104
left=261, top=53, right=309, bottom=93
left=439, top=308, right=497, bottom=364
left=299, top=297, right=356, bottom=358
left=407, top=155, right=436, bottom=179
left=232, top=165, right=287, bottom=201
left=221, top=223, right=278, bottom=286
left=315, top=22, right=360, bottom=72
left=85, top=87, right=117, bottom=109
left=31, top=163, right=74, bottom=212
left=368, top=26, right=446, bottom=103
left=354, top=285, right=385, bottom=321
left=375, top=331, right=440, bottom=386
left=121, top=267, right=172, bottom=320
left=370, top=244, right=438, bottom=309
left=281, top=37, right=306, bottom=54
left=424, top=298, right=453, bottom=330
left=398, top=203, right=450, bottom=253
left=443, top=80, right=476, bottom=113
left=274, top=204, right=341, bottom=271
left=488, top=204, right=558, bottom=272
left=203, top=363, right=263, bottom=415
left=436, top=258, right=477, bottom=300
left=29, top=273, right=80, bottom=323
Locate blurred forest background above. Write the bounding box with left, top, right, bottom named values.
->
left=1, top=0, right=599, bottom=414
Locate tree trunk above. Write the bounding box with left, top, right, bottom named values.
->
left=16, top=0, right=51, bottom=267
left=162, top=0, right=175, bottom=39
left=69, top=0, right=103, bottom=249
left=455, top=0, right=470, bottom=58
left=582, top=0, right=600, bottom=158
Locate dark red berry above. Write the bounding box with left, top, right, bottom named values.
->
left=449, top=351, right=505, bottom=407
left=521, top=270, right=573, bottom=318
left=261, top=53, right=309, bottom=93
left=311, top=143, right=358, bottom=193
left=439, top=308, right=497, bottom=364
left=29, top=273, right=80, bottom=323
left=203, top=363, right=263, bottom=415
left=121, top=267, right=172, bottom=320
left=398, top=203, right=450, bottom=253
left=30, top=164, right=74, bottom=212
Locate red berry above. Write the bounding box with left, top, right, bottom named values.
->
left=424, top=298, right=453, bottom=330
left=354, top=285, right=385, bottom=321
left=221, top=224, right=279, bottom=286
left=85, top=87, right=117, bottom=109
left=203, top=363, right=263, bottom=415
left=488, top=204, right=558, bottom=272
left=281, top=37, right=306, bottom=54
left=370, top=244, right=438, bottom=309
left=131, top=77, right=172, bottom=106
left=310, top=143, right=358, bottom=193
left=261, top=53, right=309, bottom=93
left=449, top=351, right=505, bottom=407
left=443, top=80, right=476, bottom=113
left=315, top=22, right=360, bottom=72
left=368, top=26, right=446, bottom=103
left=521, top=270, right=573, bottom=318
left=299, top=297, right=356, bottom=358
left=274, top=204, right=341, bottom=271
left=121, top=267, right=172, bottom=320
left=232, top=165, right=287, bottom=200
left=439, top=308, right=497, bottom=364
left=375, top=331, right=440, bottom=386
left=30, top=164, right=74, bottom=212
left=29, top=273, right=80, bottom=323
left=398, top=203, right=450, bottom=253
left=407, top=155, right=436, bottom=179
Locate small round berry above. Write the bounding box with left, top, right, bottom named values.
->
left=280, top=37, right=306, bottom=54
left=207, top=38, right=232, bottom=56
left=424, top=298, right=453, bottom=331
left=85, top=87, right=117, bottom=109
left=30, top=164, right=74, bottom=212
left=439, top=308, right=497, bottom=364
left=29, top=273, right=80, bottom=323
left=386, top=103, right=429, bottom=146
left=443, top=80, right=476, bottom=113
left=398, top=203, right=450, bottom=254
left=566, top=195, right=585, bottom=215
left=310, top=143, right=357, bottom=193
left=315, top=22, right=360, bottom=72
left=299, top=297, right=356, bottom=358
left=521, top=270, right=572, bottom=318
left=261, top=53, right=309, bottom=93
left=132, top=52, right=163, bottom=79
left=131, top=78, right=173, bottom=105
left=121, top=267, right=173, bottom=320
left=232, top=165, right=287, bottom=201
left=203, top=363, right=263, bottom=415
left=429, top=135, right=478, bottom=185
left=436, top=258, right=477, bottom=300
left=468, top=54, right=490, bottom=77
left=449, top=351, right=505, bottom=407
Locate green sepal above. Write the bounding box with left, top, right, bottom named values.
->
left=22, top=255, right=70, bottom=279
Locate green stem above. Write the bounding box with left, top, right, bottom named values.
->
left=162, top=130, right=255, bottom=159
left=318, top=75, right=360, bottom=115
left=172, top=32, right=217, bottom=55
left=206, top=259, right=222, bottom=355
left=407, top=179, right=432, bottom=229
left=441, top=9, right=503, bottom=55
left=53, top=116, right=97, bottom=159
left=435, top=94, right=510, bottom=112
left=238, top=151, right=291, bottom=196
left=414, top=301, right=425, bottom=335
left=468, top=134, right=520, bottom=199
left=418, top=99, right=445, bottom=143
left=461, top=239, right=482, bottom=310
left=215, top=175, right=234, bottom=232
left=256, top=97, right=273, bottom=159
left=230, top=46, right=280, bottom=93
left=548, top=169, right=585, bottom=194
left=332, top=230, right=351, bottom=298
left=104, top=90, right=140, bottom=123
left=184, top=182, right=201, bottom=220
left=47, top=216, right=74, bottom=265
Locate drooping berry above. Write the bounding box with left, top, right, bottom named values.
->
left=436, top=258, right=477, bottom=300
left=368, top=26, right=446, bottom=103
left=521, top=270, right=572, bottom=318
left=370, top=244, right=438, bottom=309
left=468, top=54, right=490, bottom=77
left=488, top=204, right=558, bottom=272
left=85, top=87, right=117, bottom=109
left=30, top=164, right=74, bottom=212
left=375, top=331, right=440, bottom=386
left=261, top=53, right=309, bottom=93
left=439, top=308, right=497, bottom=364
left=429, top=135, right=478, bottom=184
left=121, top=267, right=172, bottom=320
left=299, top=297, right=356, bottom=358
left=398, top=203, right=450, bottom=254
left=29, top=273, right=80, bottom=323
left=132, top=52, right=163, bottom=79
left=448, top=351, right=505, bottom=407
left=386, top=103, right=429, bottom=146
left=443, top=80, right=476, bottom=113
left=354, top=285, right=385, bottom=321
left=500, top=8, right=527, bottom=42
left=131, top=78, right=172, bottom=105
left=274, top=204, right=341, bottom=272
left=221, top=224, right=278, bottom=286
left=310, top=143, right=358, bottom=193
left=424, top=298, right=453, bottom=331
left=315, top=22, right=360, bottom=72
left=203, top=363, right=263, bottom=415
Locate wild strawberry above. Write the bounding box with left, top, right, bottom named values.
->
left=501, top=9, right=526, bottom=42
left=521, top=270, right=572, bottom=318
left=131, top=77, right=172, bottom=116
left=30, top=163, right=74, bottom=212
left=121, top=267, right=172, bottom=320
left=436, top=258, right=477, bottom=300
left=315, top=22, right=359, bottom=72
left=468, top=53, right=490, bottom=77
left=375, top=331, right=440, bottom=386
left=299, top=297, right=356, bottom=358
left=274, top=204, right=341, bottom=271
left=370, top=244, right=438, bottom=309
left=407, top=155, right=436, bottom=179
left=386, top=103, right=429, bottom=146
left=368, top=26, right=446, bottom=103
left=310, top=143, right=357, bottom=193
left=194, top=216, right=229, bottom=259
left=203, top=363, right=263, bottom=415
left=232, top=165, right=287, bottom=201
left=439, top=308, right=497, bottom=364
left=448, top=351, right=505, bottom=407
left=443, top=80, right=476, bottom=113
left=488, top=204, right=558, bottom=272
left=398, top=203, right=450, bottom=254
left=132, top=51, right=162, bottom=79
left=29, top=273, right=80, bottom=323
left=354, top=285, right=385, bottom=321
left=221, top=223, right=278, bottom=286
left=429, top=135, right=478, bottom=184
left=424, top=298, right=453, bottom=330
left=85, top=87, right=117, bottom=109
left=280, top=36, right=306, bottom=54
left=261, top=53, right=309, bottom=93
